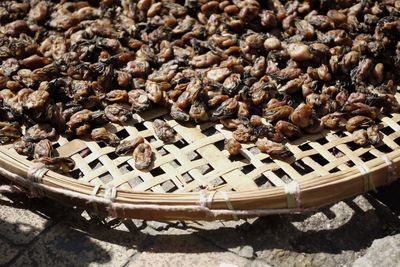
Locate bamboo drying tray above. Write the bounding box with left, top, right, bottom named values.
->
left=1, top=95, right=400, bottom=221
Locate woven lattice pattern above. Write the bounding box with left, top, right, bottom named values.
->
left=0, top=95, right=400, bottom=220
left=6, top=100, right=399, bottom=195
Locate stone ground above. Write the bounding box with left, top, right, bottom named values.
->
left=1, top=177, right=400, bottom=267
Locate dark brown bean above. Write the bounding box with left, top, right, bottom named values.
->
left=153, top=119, right=175, bottom=143
left=115, top=137, right=145, bottom=156
left=224, top=138, right=242, bottom=155
left=133, top=143, right=153, bottom=170
left=256, top=138, right=292, bottom=159
left=0, top=0, right=398, bottom=166
left=34, top=139, right=54, bottom=159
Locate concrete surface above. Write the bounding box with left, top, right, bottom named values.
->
left=1, top=177, right=400, bottom=267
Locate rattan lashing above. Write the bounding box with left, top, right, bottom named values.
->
left=0, top=100, right=400, bottom=221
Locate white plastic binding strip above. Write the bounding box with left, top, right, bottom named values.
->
left=105, top=186, right=118, bottom=217
left=219, top=191, right=239, bottom=221
left=356, top=164, right=375, bottom=192
left=381, top=154, right=398, bottom=184
left=284, top=180, right=300, bottom=210
left=199, top=190, right=236, bottom=219
left=206, top=191, right=217, bottom=209
left=27, top=163, right=49, bottom=198
left=198, top=190, right=207, bottom=207
left=90, top=184, right=101, bottom=214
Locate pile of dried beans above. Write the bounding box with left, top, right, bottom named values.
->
left=0, top=0, right=399, bottom=172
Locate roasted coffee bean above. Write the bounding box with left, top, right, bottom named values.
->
left=264, top=105, right=294, bottom=123
left=0, top=122, right=21, bottom=144
left=254, top=125, right=284, bottom=143
left=115, top=137, right=145, bottom=156
left=287, top=43, right=313, bottom=61
left=346, top=116, right=374, bottom=133
left=34, top=139, right=54, bottom=159
left=224, top=138, right=242, bottom=156
left=233, top=124, right=253, bottom=143
left=14, top=140, right=35, bottom=157
left=128, top=90, right=150, bottom=112
left=352, top=129, right=369, bottom=146
left=290, top=103, right=313, bottom=128
left=106, top=90, right=129, bottom=103
left=220, top=118, right=242, bottom=130
left=91, top=127, right=120, bottom=147
left=104, top=104, right=131, bottom=123
left=133, top=143, right=153, bottom=170
left=275, top=121, right=302, bottom=140
left=153, top=119, right=176, bottom=143
left=25, top=123, right=56, bottom=142
left=212, top=98, right=238, bottom=119
left=321, top=113, right=346, bottom=130
left=34, top=157, right=75, bottom=173
left=67, top=109, right=92, bottom=129
left=367, top=125, right=381, bottom=145
left=256, top=138, right=292, bottom=159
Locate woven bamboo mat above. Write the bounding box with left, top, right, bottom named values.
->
left=0, top=94, right=400, bottom=220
